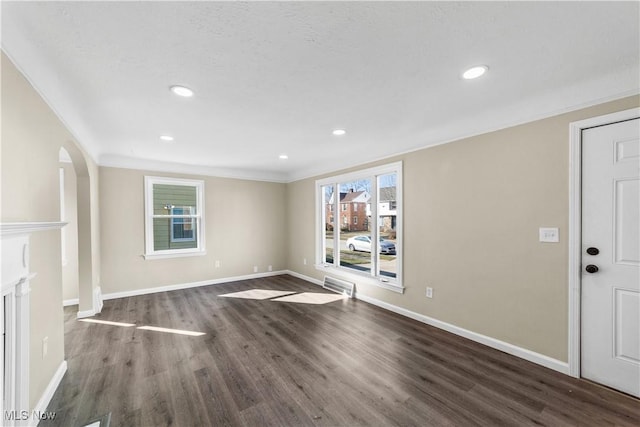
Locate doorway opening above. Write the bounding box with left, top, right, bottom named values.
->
left=59, top=147, right=80, bottom=308
left=58, top=143, right=101, bottom=318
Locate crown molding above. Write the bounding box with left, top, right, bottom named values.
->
left=99, top=154, right=289, bottom=183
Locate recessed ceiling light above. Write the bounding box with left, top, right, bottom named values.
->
left=332, top=129, right=346, bottom=136
left=279, top=154, right=289, bottom=160
left=462, top=65, right=488, bottom=80
left=170, top=85, right=194, bottom=97
left=159, top=135, right=174, bottom=142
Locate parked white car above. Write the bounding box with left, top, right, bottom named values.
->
left=346, top=235, right=396, bottom=254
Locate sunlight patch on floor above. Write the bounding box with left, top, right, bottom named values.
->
left=137, top=326, right=206, bottom=336
left=271, top=292, right=347, bottom=305
left=78, top=319, right=205, bottom=336
left=78, top=319, right=136, bottom=327
left=218, top=289, right=296, bottom=300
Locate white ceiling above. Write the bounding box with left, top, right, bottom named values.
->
left=2, top=1, right=639, bottom=182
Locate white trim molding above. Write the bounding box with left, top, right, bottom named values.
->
left=285, top=270, right=323, bottom=286
left=314, top=264, right=405, bottom=294
left=101, top=270, right=288, bottom=301
left=76, top=287, right=103, bottom=318
left=285, top=270, right=569, bottom=374
left=63, top=298, right=79, bottom=307
left=143, top=176, right=205, bottom=260
left=1, top=228, right=48, bottom=422
left=76, top=309, right=96, bottom=319
left=567, top=107, right=640, bottom=378
left=143, top=250, right=207, bottom=261
left=355, top=291, right=570, bottom=374
left=315, top=161, right=404, bottom=293
left=30, top=360, right=67, bottom=427
left=1, top=222, right=67, bottom=236
left=75, top=266, right=574, bottom=377
left=93, top=286, right=103, bottom=314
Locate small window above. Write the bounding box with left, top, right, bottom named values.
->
left=353, top=216, right=358, bottom=225
left=342, top=204, right=347, bottom=211
left=144, top=176, right=205, bottom=259
left=354, top=204, right=358, bottom=212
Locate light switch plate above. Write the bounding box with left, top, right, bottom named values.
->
left=539, top=227, right=559, bottom=243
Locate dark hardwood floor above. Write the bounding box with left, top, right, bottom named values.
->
left=43, top=275, right=639, bottom=426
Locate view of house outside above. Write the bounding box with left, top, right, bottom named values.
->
left=323, top=173, right=397, bottom=278
left=152, top=184, right=198, bottom=251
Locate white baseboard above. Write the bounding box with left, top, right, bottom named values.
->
left=62, top=298, right=78, bottom=307
left=76, top=309, right=95, bottom=319
left=354, top=291, right=569, bottom=375
left=285, top=270, right=569, bottom=375
left=101, top=270, right=288, bottom=301
left=93, top=286, right=103, bottom=314
left=31, top=360, right=67, bottom=426
left=285, top=270, right=323, bottom=286
left=64, top=287, right=103, bottom=312
left=96, top=268, right=569, bottom=375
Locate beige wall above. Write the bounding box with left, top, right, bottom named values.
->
left=60, top=161, right=79, bottom=302
left=2, top=52, right=100, bottom=408
left=287, top=95, right=639, bottom=362
left=2, top=53, right=78, bottom=408
left=3, top=42, right=638, bottom=409
left=99, top=167, right=287, bottom=294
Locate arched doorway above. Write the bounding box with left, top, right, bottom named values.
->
left=59, top=142, right=101, bottom=317
left=59, top=148, right=79, bottom=307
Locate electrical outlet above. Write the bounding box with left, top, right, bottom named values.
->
left=426, top=287, right=433, bottom=299
left=268, top=265, right=273, bottom=272
left=215, top=260, right=220, bottom=268
left=253, top=266, right=258, bottom=273
left=42, top=336, right=48, bottom=358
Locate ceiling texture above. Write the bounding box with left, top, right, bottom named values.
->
left=2, top=1, right=639, bottom=182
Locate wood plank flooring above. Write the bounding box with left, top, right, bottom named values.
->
left=42, top=275, right=639, bottom=426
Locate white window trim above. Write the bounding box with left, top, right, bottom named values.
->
left=144, top=176, right=206, bottom=260
left=315, top=161, right=403, bottom=293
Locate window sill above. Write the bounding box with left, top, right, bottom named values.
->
left=315, top=264, right=404, bottom=294
left=143, top=250, right=207, bottom=260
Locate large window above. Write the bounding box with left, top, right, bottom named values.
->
left=144, top=176, right=205, bottom=259
left=316, top=162, right=403, bottom=292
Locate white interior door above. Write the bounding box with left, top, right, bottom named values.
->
left=581, top=118, right=640, bottom=398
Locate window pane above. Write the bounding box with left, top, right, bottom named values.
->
left=340, top=179, right=371, bottom=274
left=154, top=218, right=198, bottom=250
left=378, top=173, right=397, bottom=278
left=153, top=184, right=197, bottom=215
left=171, top=217, right=195, bottom=242
left=323, top=185, right=335, bottom=264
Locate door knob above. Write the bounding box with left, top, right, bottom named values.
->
left=586, top=247, right=599, bottom=255
left=585, top=264, right=599, bottom=274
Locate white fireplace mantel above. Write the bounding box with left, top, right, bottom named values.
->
left=1, top=221, right=66, bottom=425
left=1, top=221, right=67, bottom=236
